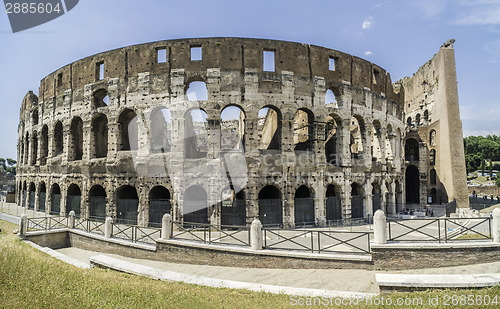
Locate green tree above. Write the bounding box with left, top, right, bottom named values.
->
left=0, top=158, right=5, bottom=171
left=6, top=158, right=16, bottom=167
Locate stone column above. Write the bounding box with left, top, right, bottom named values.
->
left=340, top=119, right=351, bottom=167
left=373, top=209, right=387, bottom=244
left=365, top=181, right=373, bottom=217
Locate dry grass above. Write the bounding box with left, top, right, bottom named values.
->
left=0, top=219, right=499, bottom=308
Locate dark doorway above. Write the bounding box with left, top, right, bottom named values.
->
left=149, top=186, right=171, bottom=227
left=405, top=165, right=420, bottom=204
left=116, top=185, right=139, bottom=225
left=294, top=185, right=314, bottom=225
left=89, top=185, right=107, bottom=221
left=258, top=185, right=282, bottom=226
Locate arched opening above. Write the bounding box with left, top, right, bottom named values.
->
left=350, top=116, right=364, bottom=159
left=149, top=107, right=171, bottom=153
left=91, top=114, right=108, bottom=158
left=32, top=109, right=39, bottom=125
left=116, top=185, right=139, bottom=225
left=372, top=182, right=381, bottom=213
left=28, top=182, right=35, bottom=210
left=20, top=138, right=24, bottom=165
left=53, top=121, right=63, bottom=156
left=93, top=89, right=109, bottom=108
left=258, top=185, right=282, bottom=226
left=51, top=184, right=61, bottom=215
left=430, top=149, right=436, bottom=165
left=351, top=183, right=364, bottom=218
left=325, top=114, right=340, bottom=165
left=405, top=165, right=420, bottom=204
left=371, top=120, right=382, bottom=162
left=293, top=109, right=314, bottom=151
left=220, top=187, right=246, bottom=226
left=186, top=81, right=208, bottom=101
left=415, top=114, right=421, bottom=126
left=184, top=109, right=208, bottom=159
left=66, top=184, right=81, bottom=216
left=118, top=109, right=138, bottom=151
left=31, top=132, right=38, bottom=165
left=70, top=117, right=83, bottom=161
left=258, top=106, right=281, bottom=150
left=24, top=132, right=29, bottom=164
left=406, top=117, right=412, bottom=126
left=429, top=130, right=436, bottom=146
left=294, top=185, right=314, bottom=225
left=148, top=186, right=171, bottom=227
left=39, top=182, right=46, bottom=212
left=405, top=138, right=419, bottom=161
left=183, top=185, right=208, bottom=224
left=424, top=110, right=429, bottom=123
left=89, top=185, right=107, bottom=221
left=430, top=188, right=437, bottom=204
left=326, top=184, right=342, bottom=221
left=221, top=106, right=245, bottom=151
left=41, top=125, right=48, bottom=165
left=325, top=89, right=337, bottom=106
left=430, top=169, right=437, bottom=185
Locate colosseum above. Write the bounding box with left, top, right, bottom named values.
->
left=15, top=37, right=469, bottom=228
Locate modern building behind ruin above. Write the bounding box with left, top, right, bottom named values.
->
left=15, top=38, right=469, bottom=227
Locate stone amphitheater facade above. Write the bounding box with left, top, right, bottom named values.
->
left=15, top=37, right=415, bottom=227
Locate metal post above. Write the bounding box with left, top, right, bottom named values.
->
left=444, top=219, right=448, bottom=243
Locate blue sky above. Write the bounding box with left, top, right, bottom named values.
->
left=0, top=0, right=499, bottom=159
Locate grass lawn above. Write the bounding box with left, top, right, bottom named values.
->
left=1, top=219, right=499, bottom=308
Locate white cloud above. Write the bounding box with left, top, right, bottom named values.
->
left=362, top=17, right=373, bottom=30
left=364, top=51, right=373, bottom=56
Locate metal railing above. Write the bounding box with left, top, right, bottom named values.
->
left=263, top=228, right=371, bottom=254
left=387, top=217, right=492, bottom=242
left=111, top=223, right=161, bottom=244
left=74, top=217, right=106, bottom=236
left=26, top=216, right=68, bottom=232
left=171, top=221, right=251, bottom=246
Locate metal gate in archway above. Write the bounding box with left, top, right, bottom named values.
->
left=90, top=196, right=107, bottom=221
left=351, top=195, right=363, bottom=218
left=326, top=196, right=342, bottom=221
left=67, top=195, right=81, bottom=216
left=294, top=197, right=314, bottom=225
left=149, top=199, right=171, bottom=227
left=259, top=199, right=282, bottom=226
left=51, top=194, right=61, bottom=215
left=183, top=201, right=208, bottom=224
left=117, top=199, right=138, bottom=225
left=28, top=192, right=35, bottom=210
left=372, top=193, right=381, bottom=212
left=39, top=192, right=46, bottom=212
left=221, top=200, right=245, bottom=226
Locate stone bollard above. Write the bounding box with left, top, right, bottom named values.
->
left=105, top=217, right=113, bottom=238
left=493, top=208, right=500, bottom=243
left=19, top=213, right=27, bottom=238
left=250, top=218, right=263, bottom=250
left=68, top=210, right=75, bottom=229
left=373, top=209, right=387, bottom=245
left=161, top=214, right=173, bottom=239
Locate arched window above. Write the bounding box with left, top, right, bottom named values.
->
left=53, top=121, right=63, bottom=156
left=186, top=81, right=208, bottom=101
left=92, top=89, right=109, bottom=108
left=31, top=131, right=38, bottom=166
left=149, top=107, right=171, bottom=153
left=415, top=114, right=421, bottom=126
left=325, top=89, right=337, bottom=106
left=430, top=169, right=437, bottom=185
left=70, top=117, right=83, bottom=161
left=32, top=109, right=39, bottom=125
left=184, top=109, right=208, bottom=159
left=406, top=117, right=412, bottom=126
left=118, top=109, right=138, bottom=151
left=91, top=114, right=108, bottom=158
left=405, top=138, right=419, bottom=161
left=430, top=149, right=436, bottom=165
left=293, top=109, right=314, bottom=151
left=40, top=125, right=48, bottom=165
left=221, top=106, right=245, bottom=151
left=258, top=106, right=281, bottom=150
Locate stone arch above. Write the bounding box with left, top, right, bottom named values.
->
left=220, top=186, right=246, bottom=226
left=91, top=113, right=108, bottom=158
left=293, top=108, right=314, bottom=151
left=184, top=108, right=208, bottom=159
left=405, top=165, right=420, bottom=204
left=89, top=185, right=107, bottom=220
left=183, top=185, right=208, bottom=224
left=66, top=183, right=81, bottom=216
left=40, top=125, right=49, bottom=165
left=326, top=183, right=342, bottom=221
left=258, top=106, right=281, bottom=150
left=221, top=105, right=246, bottom=151
left=69, top=117, right=83, bottom=161
left=53, top=121, right=63, bottom=156
left=149, top=107, right=171, bottom=153
left=92, top=89, right=109, bottom=108
left=24, top=132, right=29, bottom=164
left=118, top=108, right=138, bottom=151
left=50, top=183, right=61, bottom=215
left=350, top=115, right=365, bottom=158
left=351, top=182, right=364, bottom=218
left=32, top=109, right=39, bottom=125
left=430, top=168, right=437, bottom=185
left=186, top=80, right=208, bottom=101
left=406, top=116, right=412, bottom=126
left=38, top=182, right=47, bottom=212
left=148, top=185, right=171, bottom=227
left=116, top=185, right=139, bottom=225
left=294, top=185, right=314, bottom=225
left=28, top=182, right=36, bottom=210
left=325, top=113, right=342, bottom=165
left=405, top=138, right=419, bottom=161
left=415, top=113, right=421, bottom=126
left=31, top=131, right=38, bottom=166
left=424, top=110, right=429, bottom=122
left=258, top=185, right=282, bottom=226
